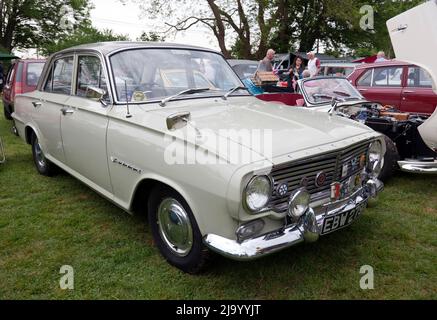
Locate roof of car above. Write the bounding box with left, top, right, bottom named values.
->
left=227, top=59, right=259, bottom=66
left=354, top=59, right=413, bottom=69
left=55, top=41, right=220, bottom=56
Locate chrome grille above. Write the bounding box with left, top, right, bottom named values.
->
left=270, top=141, right=370, bottom=211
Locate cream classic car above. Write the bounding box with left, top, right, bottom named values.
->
left=12, top=42, right=384, bottom=273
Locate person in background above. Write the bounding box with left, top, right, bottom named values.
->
left=307, top=51, right=321, bottom=77
left=0, top=62, right=4, bottom=94
left=375, top=51, right=387, bottom=62
left=288, top=56, right=305, bottom=90
left=258, top=49, right=275, bottom=72
left=302, top=70, right=311, bottom=78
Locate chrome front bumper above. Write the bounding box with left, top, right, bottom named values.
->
left=398, top=160, right=437, bottom=174
left=203, top=179, right=383, bottom=261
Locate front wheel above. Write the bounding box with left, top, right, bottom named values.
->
left=378, top=135, right=399, bottom=182
left=148, top=186, right=210, bottom=274
left=31, top=133, right=57, bottom=176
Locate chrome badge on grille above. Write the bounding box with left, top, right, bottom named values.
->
left=315, top=171, right=327, bottom=188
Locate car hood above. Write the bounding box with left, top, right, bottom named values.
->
left=387, top=1, right=437, bottom=151
left=149, top=97, right=374, bottom=162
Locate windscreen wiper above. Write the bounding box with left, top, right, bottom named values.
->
left=160, top=87, right=210, bottom=107
left=222, top=86, right=249, bottom=100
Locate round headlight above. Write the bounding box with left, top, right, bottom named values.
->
left=244, top=175, right=272, bottom=212
left=368, top=140, right=384, bottom=176
left=288, top=188, right=311, bottom=219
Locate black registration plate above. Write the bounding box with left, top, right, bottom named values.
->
left=321, top=203, right=366, bottom=235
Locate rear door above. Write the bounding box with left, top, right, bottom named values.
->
left=366, top=66, right=404, bottom=107
left=33, top=55, right=74, bottom=163
left=400, top=66, right=437, bottom=115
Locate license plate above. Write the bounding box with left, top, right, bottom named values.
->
left=321, top=203, right=366, bottom=235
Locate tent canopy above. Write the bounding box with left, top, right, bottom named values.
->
left=0, top=53, right=19, bottom=61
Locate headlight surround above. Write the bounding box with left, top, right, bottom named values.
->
left=367, top=140, right=384, bottom=176
left=288, top=188, right=311, bottom=219
left=243, top=175, right=272, bottom=212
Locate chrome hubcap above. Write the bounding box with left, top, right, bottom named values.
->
left=157, top=198, right=193, bottom=257
left=34, top=140, right=46, bottom=168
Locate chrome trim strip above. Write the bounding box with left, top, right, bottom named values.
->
left=398, top=160, right=437, bottom=174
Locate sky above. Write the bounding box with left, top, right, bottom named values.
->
left=90, top=0, right=219, bottom=49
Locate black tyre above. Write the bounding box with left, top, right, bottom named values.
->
left=3, top=103, right=12, bottom=120
left=378, top=135, right=399, bottom=182
left=148, top=185, right=210, bottom=274
left=31, top=133, right=57, bottom=176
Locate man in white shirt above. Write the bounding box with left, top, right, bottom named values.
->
left=307, top=51, right=321, bottom=77
left=375, top=51, right=387, bottom=62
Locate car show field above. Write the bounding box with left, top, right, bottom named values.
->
left=0, top=102, right=435, bottom=299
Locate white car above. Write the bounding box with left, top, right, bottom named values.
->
left=12, top=42, right=384, bottom=273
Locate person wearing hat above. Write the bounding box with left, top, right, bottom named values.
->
left=307, top=51, right=321, bottom=77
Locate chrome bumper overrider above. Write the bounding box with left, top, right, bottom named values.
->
left=203, top=179, right=383, bottom=261
left=398, top=160, right=437, bottom=174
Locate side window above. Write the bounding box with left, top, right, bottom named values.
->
left=357, top=69, right=372, bottom=86
left=76, top=56, right=107, bottom=98
left=372, top=67, right=403, bottom=87
left=46, top=57, right=74, bottom=94
left=407, top=67, right=433, bottom=88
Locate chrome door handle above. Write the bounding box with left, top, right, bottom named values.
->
left=358, top=88, right=368, bottom=91
left=61, top=107, right=74, bottom=115
left=403, top=90, right=415, bottom=94
left=32, top=101, right=42, bottom=108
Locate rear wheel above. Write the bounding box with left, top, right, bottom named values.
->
left=3, top=104, right=12, bottom=120
left=378, top=135, right=399, bottom=182
left=148, top=186, right=210, bottom=274
left=31, top=133, right=57, bottom=176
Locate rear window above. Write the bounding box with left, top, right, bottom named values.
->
left=26, top=63, right=44, bottom=87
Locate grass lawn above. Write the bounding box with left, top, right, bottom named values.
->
left=0, top=101, right=436, bottom=300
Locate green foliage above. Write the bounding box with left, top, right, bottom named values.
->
left=136, top=31, right=165, bottom=42
left=0, top=0, right=91, bottom=52
left=40, top=22, right=129, bottom=56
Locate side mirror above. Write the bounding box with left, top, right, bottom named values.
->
left=86, top=86, right=108, bottom=105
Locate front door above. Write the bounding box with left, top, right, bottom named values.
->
left=60, top=55, right=113, bottom=194
left=400, top=66, right=437, bottom=115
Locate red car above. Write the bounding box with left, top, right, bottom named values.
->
left=2, top=59, right=46, bottom=120
left=348, top=60, right=437, bottom=115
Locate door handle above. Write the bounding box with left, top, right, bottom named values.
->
left=61, top=107, right=74, bottom=115
left=358, top=88, right=368, bottom=92
left=32, top=101, right=42, bottom=108
left=403, top=90, right=415, bottom=94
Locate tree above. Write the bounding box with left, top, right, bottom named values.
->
left=127, top=0, right=424, bottom=59
left=40, top=22, right=129, bottom=56
left=0, top=0, right=90, bottom=52
left=137, top=31, right=165, bottom=42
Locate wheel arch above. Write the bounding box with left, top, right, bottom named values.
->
left=130, top=176, right=205, bottom=232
